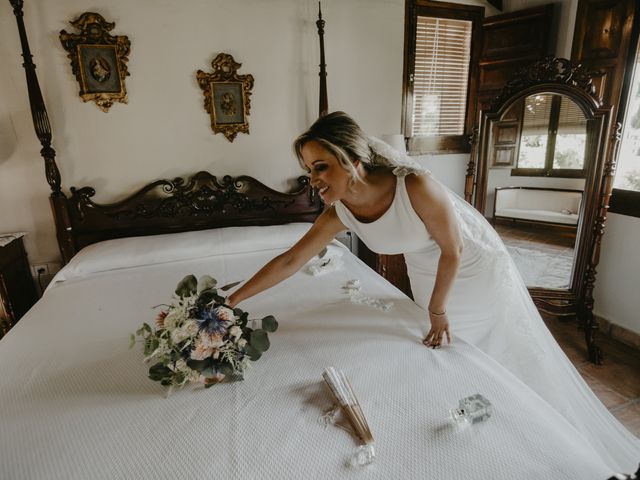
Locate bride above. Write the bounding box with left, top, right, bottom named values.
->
left=227, top=111, right=640, bottom=472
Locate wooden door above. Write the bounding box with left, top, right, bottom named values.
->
left=571, top=0, right=637, bottom=116
left=479, top=4, right=555, bottom=109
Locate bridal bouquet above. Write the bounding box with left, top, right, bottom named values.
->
left=131, top=274, right=278, bottom=388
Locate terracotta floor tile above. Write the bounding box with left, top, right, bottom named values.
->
left=579, top=371, right=631, bottom=409
left=612, top=402, right=640, bottom=438
left=541, top=313, right=640, bottom=436
left=543, top=318, right=592, bottom=365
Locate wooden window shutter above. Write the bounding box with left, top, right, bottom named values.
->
left=411, top=16, right=472, bottom=137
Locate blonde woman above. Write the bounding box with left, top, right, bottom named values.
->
left=227, top=111, right=639, bottom=472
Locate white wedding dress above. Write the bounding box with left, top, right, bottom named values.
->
left=334, top=172, right=640, bottom=473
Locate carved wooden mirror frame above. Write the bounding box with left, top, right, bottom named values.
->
left=466, top=57, right=618, bottom=363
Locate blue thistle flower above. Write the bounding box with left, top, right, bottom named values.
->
left=195, top=305, right=229, bottom=335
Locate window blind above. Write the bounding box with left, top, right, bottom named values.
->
left=521, top=94, right=587, bottom=135
left=522, top=94, right=553, bottom=136
left=558, top=97, right=587, bottom=134
left=411, top=16, right=472, bottom=137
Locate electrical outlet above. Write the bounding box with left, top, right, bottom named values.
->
left=31, top=264, right=49, bottom=276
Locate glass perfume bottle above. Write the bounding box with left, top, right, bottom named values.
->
left=351, top=444, right=375, bottom=467
left=450, top=394, right=492, bottom=426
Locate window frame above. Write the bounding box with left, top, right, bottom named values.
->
left=511, top=94, right=588, bottom=179
left=402, top=0, right=483, bottom=155
left=609, top=3, right=640, bottom=218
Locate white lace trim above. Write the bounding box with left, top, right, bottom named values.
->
left=367, top=136, right=428, bottom=177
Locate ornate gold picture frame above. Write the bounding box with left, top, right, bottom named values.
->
left=197, top=54, right=254, bottom=142
left=59, top=12, right=130, bottom=112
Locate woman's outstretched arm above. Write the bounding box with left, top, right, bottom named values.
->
left=405, top=173, right=463, bottom=347
left=226, top=207, right=346, bottom=308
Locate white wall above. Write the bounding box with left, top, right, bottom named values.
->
left=0, top=0, right=407, bottom=263
left=594, top=214, right=640, bottom=334
left=2, top=0, right=636, bottom=335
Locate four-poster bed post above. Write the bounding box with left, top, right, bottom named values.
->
left=9, top=0, right=76, bottom=262
left=316, top=2, right=328, bottom=117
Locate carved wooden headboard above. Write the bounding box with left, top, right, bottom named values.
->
left=59, top=174, right=321, bottom=261
left=10, top=1, right=327, bottom=263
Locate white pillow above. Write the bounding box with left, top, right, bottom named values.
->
left=52, top=223, right=313, bottom=283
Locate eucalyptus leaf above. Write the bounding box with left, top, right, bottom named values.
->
left=250, top=329, right=270, bottom=352
left=245, top=344, right=262, bottom=361
left=197, top=290, right=216, bottom=306
left=197, top=275, right=217, bottom=293
left=129, top=333, right=136, bottom=349
left=187, top=359, right=209, bottom=372
left=200, top=366, right=217, bottom=377
left=149, top=363, right=172, bottom=381
left=261, top=315, right=278, bottom=333
left=218, top=363, right=234, bottom=376
left=175, top=275, right=197, bottom=298
left=221, top=280, right=243, bottom=291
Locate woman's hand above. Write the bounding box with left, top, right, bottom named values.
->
left=423, top=310, right=451, bottom=348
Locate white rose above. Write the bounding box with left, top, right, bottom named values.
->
left=182, top=320, right=199, bottom=336
left=237, top=338, right=247, bottom=348
left=163, top=311, right=181, bottom=329
left=215, top=306, right=235, bottom=323
left=229, top=325, right=242, bottom=338
left=175, top=359, right=188, bottom=372
left=200, top=331, right=225, bottom=348
left=191, top=340, right=214, bottom=360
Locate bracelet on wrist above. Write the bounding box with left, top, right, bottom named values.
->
left=428, top=308, right=446, bottom=316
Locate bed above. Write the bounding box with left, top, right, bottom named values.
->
left=0, top=222, right=621, bottom=479
left=5, top=2, right=637, bottom=478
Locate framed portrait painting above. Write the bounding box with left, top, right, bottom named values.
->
left=77, top=44, right=123, bottom=95
left=60, top=12, right=130, bottom=112
left=197, top=54, right=254, bottom=142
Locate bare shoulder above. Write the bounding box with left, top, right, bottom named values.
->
left=404, top=172, right=446, bottom=205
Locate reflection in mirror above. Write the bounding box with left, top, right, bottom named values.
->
left=485, top=93, right=587, bottom=290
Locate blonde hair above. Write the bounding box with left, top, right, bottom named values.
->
left=294, top=111, right=425, bottom=182
left=293, top=112, right=379, bottom=182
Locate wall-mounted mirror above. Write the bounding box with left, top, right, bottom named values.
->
left=466, top=57, right=616, bottom=362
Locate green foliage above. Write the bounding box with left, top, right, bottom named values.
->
left=218, top=363, right=234, bottom=376
left=197, top=290, right=216, bottom=307
left=133, top=273, right=278, bottom=389
left=554, top=149, right=581, bottom=169
left=623, top=169, right=640, bottom=191
left=197, top=275, right=217, bottom=293
left=149, top=363, right=172, bottom=381
left=175, top=275, right=197, bottom=298
left=244, top=344, right=262, bottom=361
left=250, top=329, right=270, bottom=352
left=221, top=280, right=242, bottom=291
left=261, top=315, right=278, bottom=333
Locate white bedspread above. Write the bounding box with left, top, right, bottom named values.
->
left=0, top=239, right=616, bottom=479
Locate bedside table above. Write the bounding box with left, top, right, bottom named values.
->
left=0, top=234, right=38, bottom=337
left=358, top=239, right=413, bottom=299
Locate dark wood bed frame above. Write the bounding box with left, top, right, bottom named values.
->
left=9, top=0, right=327, bottom=264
